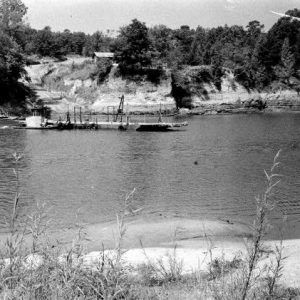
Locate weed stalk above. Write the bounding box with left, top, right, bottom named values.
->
left=242, top=150, right=282, bottom=300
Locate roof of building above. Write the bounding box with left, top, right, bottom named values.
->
left=93, top=52, right=114, bottom=58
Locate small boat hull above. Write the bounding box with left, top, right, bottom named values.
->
left=136, top=124, right=171, bottom=131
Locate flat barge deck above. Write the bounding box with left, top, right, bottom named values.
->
left=16, top=121, right=188, bottom=131
left=13, top=95, right=188, bottom=131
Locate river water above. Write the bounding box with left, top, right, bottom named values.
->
left=0, top=113, right=300, bottom=238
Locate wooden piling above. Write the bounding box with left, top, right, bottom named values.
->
left=158, top=103, right=162, bottom=123
left=74, top=107, right=76, bottom=124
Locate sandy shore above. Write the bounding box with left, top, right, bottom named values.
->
left=0, top=216, right=299, bottom=288
left=51, top=216, right=300, bottom=288
left=54, top=216, right=251, bottom=250
left=83, top=238, right=300, bottom=288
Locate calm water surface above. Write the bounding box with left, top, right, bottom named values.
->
left=0, top=113, right=299, bottom=237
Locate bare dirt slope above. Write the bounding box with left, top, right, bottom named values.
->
left=26, top=56, right=175, bottom=113
left=26, top=56, right=300, bottom=114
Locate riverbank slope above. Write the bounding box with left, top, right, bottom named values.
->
left=23, top=56, right=300, bottom=116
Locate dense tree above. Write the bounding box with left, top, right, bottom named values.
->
left=59, top=29, right=73, bottom=54
left=0, top=0, right=27, bottom=32
left=15, top=26, right=37, bottom=53
left=0, top=0, right=31, bottom=50
left=234, top=34, right=270, bottom=91
left=245, top=20, right=264, bottom=48
left=249, top=36, right=270, bottom=89
left=295, top=31, right=300, bottom=68
left=72, top=31, right=86, bottom=55
left=149, top=25, right=173, bottom=65
left=91, top=31, right=104, bottom=52
left=211, top=53, right=224, bottom=91
left=33, top=26, right=55, bottom=57
left=274, top=38, right=296, bottom=85
left=171, top=25, right=195, bottom=66
left=285, top=8, right=300, bottom=18
left=82, top=32, right=109, bottom=56
left=262, top=17, right=300, bottom=72
left=0, top=0, right=34, bottom=108
left=113, top=19, right=152, bottom=74
left=0, top=31, right=34, bottom=106
left=189, top=26, right=206, bottom=65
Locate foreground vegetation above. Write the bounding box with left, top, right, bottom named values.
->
left=0, top=151, right=299, bottom=299
left=1, top=0, right=300, bottom=110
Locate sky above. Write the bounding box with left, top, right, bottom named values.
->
left=23, top=0, right=300, bottom=34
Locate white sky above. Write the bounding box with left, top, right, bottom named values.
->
left=23, top=0, right=300, bottom=33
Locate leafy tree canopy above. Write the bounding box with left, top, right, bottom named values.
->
left=0, top=30, right=34, bottom=106
left=274, top=38, right=296, bottom=85
left=113, top=19, right=152, bottom=74
left=0, top=0, right=27, bottom=32
left=262, top=16, right=300, bottom=70
left=285, top=8, right=300, bottom=18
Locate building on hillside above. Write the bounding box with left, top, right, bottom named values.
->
left=92, top=52, right=114, bottom=63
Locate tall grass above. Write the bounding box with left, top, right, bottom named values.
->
left=0, top=154, right=137, bottom=299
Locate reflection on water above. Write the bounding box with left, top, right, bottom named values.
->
left=0, top=113, right=300, bottom=237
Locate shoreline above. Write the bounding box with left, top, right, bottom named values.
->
left=1, top=96, right=300, bottom=119
left=0, top=215, right=299, bottom=287
left=57, top=216, right=300, bottom=288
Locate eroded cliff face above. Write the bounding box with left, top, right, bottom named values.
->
left=171, top=66, right=251, bottom=108
left=25, top=57, right=175, bottom=113
left=26, top=57, right=300, bottom=114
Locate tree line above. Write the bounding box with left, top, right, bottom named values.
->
left=1, top=0, right=300, bottom=108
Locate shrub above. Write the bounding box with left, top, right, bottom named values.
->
left=208, top=256, right=243, bottom=280
left=171, top=66, right=216, bottom=108
left=92, top=58, right=113, bottom=83
left=116, top=65, right=165, bottom=84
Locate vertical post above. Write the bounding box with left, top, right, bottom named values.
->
left=79, top=107, right=82, bottom=124
left=126, top=103, right=129, bottom=125
left=107, top=107, right=109, bottom=122
left=158, top=102, right=162, bottom=123
left=74, top=106, right=76, bottom=124
left=41, top=106, right=45, bottom=124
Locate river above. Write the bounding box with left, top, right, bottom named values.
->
left=0, top=113, right=300, bottom=238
